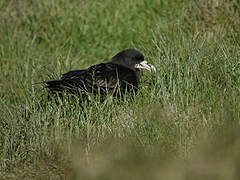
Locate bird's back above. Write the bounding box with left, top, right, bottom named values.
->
left=46, top=62, right=139, bottom=95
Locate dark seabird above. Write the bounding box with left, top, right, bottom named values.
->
left=41, top=49, right=156, bottom=96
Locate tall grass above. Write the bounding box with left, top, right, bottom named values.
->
left=1, top=0, right=240, bottom=179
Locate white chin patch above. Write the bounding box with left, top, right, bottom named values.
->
left=135, top=61, right=156, bottom=73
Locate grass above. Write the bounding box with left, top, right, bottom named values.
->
left=0, top=0, right=240, bottom=179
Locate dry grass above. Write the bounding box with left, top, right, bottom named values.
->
left=184, top=0, right=240, bottom=32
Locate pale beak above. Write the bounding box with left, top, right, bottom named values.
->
left=134, top=61, right=156, bottom=73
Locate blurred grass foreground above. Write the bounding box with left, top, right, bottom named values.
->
left=0, top=0, right=240, bottom=179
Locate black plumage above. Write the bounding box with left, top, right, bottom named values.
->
left=42, top=49, right=156, bottom=96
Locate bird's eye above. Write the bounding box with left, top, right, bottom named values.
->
left=135, top=56, right=143, bottom=61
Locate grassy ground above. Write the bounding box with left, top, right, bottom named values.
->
left=1, top=0, right=240, bottom=179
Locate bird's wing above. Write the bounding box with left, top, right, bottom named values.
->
left=86, top=63, right=139, bottom=92
left=84, top=63, right=119, bottom=89
left=61, top=70, right=87, bottom=80
left=45, top=63, right=119, bottom=92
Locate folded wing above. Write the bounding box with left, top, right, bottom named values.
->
left=46, top=63, right=121, bottom=94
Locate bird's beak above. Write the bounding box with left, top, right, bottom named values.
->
left=134, top=61, right=156, bottom=73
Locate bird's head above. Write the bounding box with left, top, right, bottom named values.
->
left=112, top=49, right=156, bottom=73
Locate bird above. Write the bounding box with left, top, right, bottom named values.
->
left=39, top=49, right=156, bottom=96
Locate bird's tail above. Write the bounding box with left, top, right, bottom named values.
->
left=33, top=80, right=65, bottom=92
left=46, top=80, right=66, bottom=91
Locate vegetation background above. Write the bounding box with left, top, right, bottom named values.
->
left=0, top=0, right=240, bottom=179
